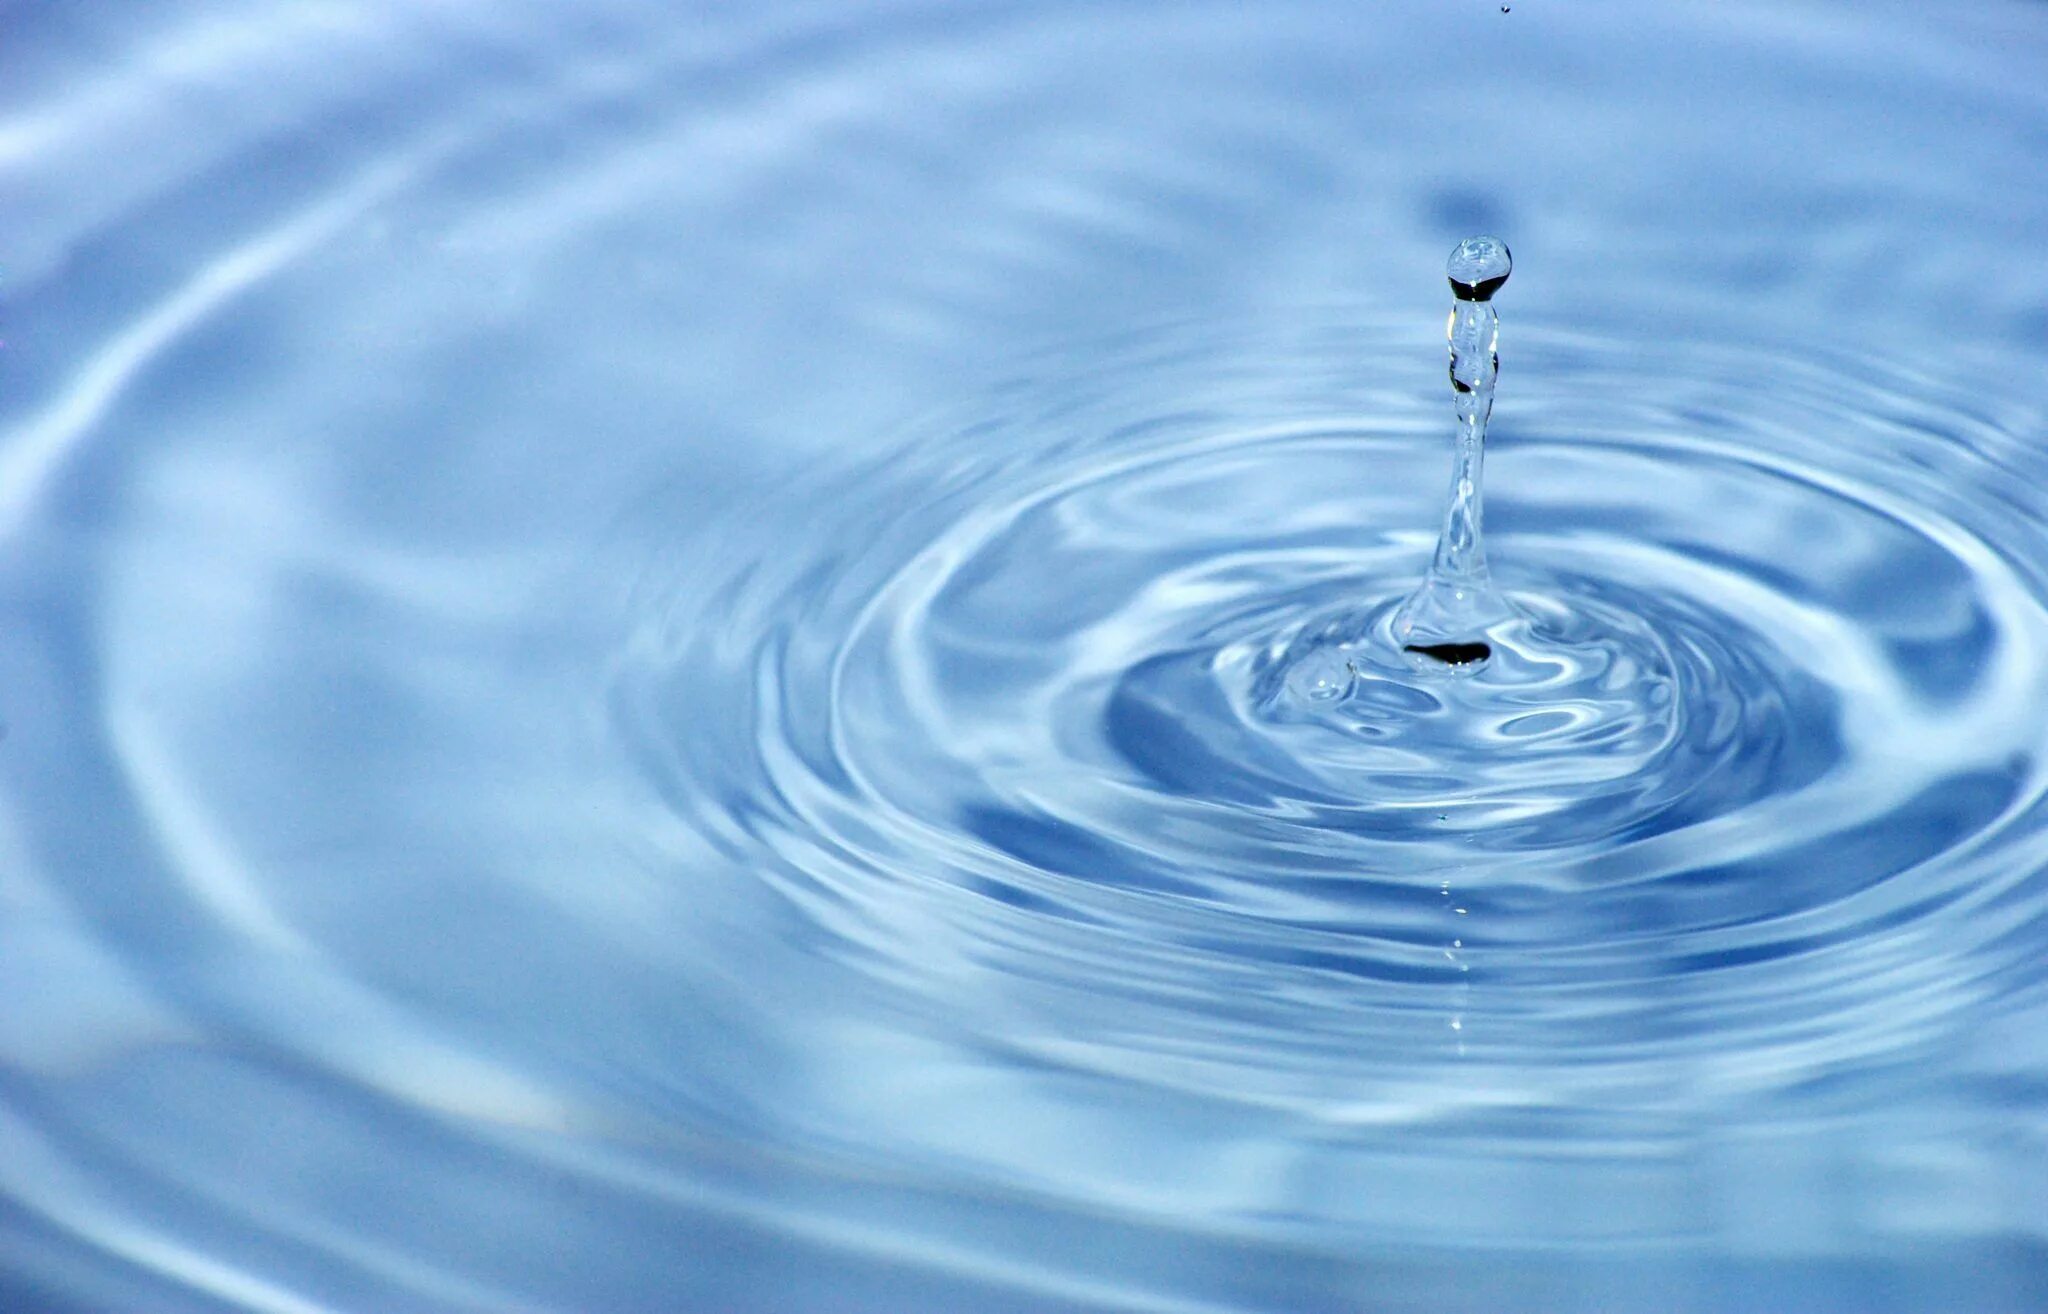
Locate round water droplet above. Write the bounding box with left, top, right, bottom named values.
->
left=1447, top=236, right=1511, bottom=302
left=1285, top=649, right=1355, bottom=703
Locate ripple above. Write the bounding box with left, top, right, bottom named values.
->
left=619, top=320, right=2048, bottom=1133
left=12, top=0, right=2048, bottom=1305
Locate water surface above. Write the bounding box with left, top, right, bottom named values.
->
left=5, top=2, right=2048, bottom=1310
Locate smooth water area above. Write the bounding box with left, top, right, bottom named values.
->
left=5, top=3, right=2048, bottom=1310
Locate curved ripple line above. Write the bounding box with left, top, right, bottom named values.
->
left=0, top=1102, right=331, bottom=1314
left=0, top=142, right=445, bottom=540
left=612, top=320, right=2048, bottom=1128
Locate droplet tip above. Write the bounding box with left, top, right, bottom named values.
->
left=1448, top=235, right=1512, bottom=302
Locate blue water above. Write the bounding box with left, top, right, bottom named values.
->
left=6, top=2, right=2048, bottom=1310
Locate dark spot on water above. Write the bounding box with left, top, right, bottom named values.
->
left=1405, top=641, right=1491, bottom=666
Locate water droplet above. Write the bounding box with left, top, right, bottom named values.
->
left=1284, top=649, right=1355, bottom=702
left=1447, top=235, right=1511, bottom=302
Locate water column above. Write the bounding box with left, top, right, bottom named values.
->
left=1392, top=236, right=1517, bottom=668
